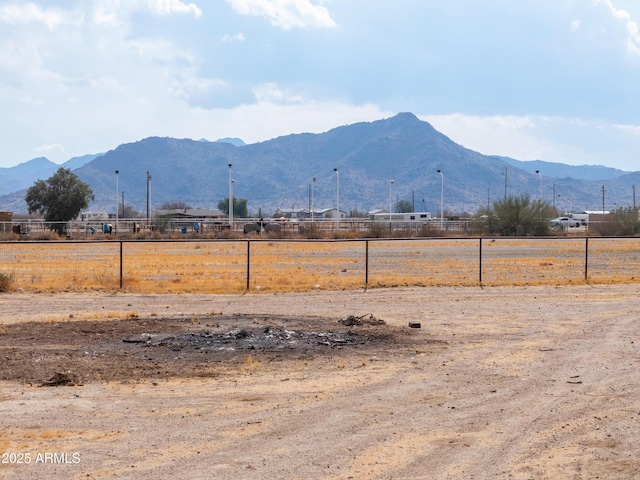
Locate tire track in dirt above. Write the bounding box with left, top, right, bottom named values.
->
left=1, top=285, right=639, bottom=479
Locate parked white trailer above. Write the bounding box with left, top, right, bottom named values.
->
left=370, top=212, right=432, bottom=222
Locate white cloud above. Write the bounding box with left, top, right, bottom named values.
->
left=91, top=3, right=121, bottom=28
left=127, top=36, right=192, bottom=62
left=221, top=32, right=245, bottom=42
left=421, top=113, right=640, bottom=170
left=146, top=0, right=202, bottom=18
left=596, top=0, right=640, bottom=56
left=91, top=0, right=201, bottom=28
left=613, top=123, right=640, bottom=136
left=423, top=113, right=548, bottom=161
left=0, top=2, right=80, bottom=30
left=3, top=1, right=640, bottom=173
left=20, top=96, right=44, bottom=106
left=252, top=83, right=307, bottom=104
left=169, top=75, right=228, bottom=103
left=35, top=143, right=67, bottom=162
left=210, top=101, right=389, bottom=144
left=87, top=75, right=130, bottom=94
left=0, top=1, right=201, bottom=30
left=226, top=0, right=337, bottom=29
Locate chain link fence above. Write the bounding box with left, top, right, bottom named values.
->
left=0, top=237, right=639, bottom=293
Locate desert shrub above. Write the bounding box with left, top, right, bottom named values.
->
left=0, top=272, right=12, bottom=292
left=29, top=230, right=60, bottom=240
left=0, top=233, right=19, bottom=241
left=262, top=229, right=286, bottom=239
left=151, top=215, right=171, bottom=234
left=336, top=228, right=362, bottom=239
left=224, top=230, right=245, bottom=240
left=417, top=223, right=441, bottom=237
left=326, top=228, right=361, bottom=239
left=473, top=195, right=553, bottom=236
left=366, top=222, right=390, bottom=238
left=298, top=222, right=323, bottom=239
left=590, top=209, right=640, bottom=236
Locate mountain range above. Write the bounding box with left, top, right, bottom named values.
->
left=1, top=113, right=638, bottom=216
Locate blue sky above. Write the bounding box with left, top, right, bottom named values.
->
left=1, top=0, right=640, bottom=170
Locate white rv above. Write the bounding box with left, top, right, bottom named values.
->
left=370, top=212, right=432, bottom=222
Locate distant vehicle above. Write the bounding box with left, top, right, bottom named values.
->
left=551, top=216, right=581, bottom=228
left=571, top=213, right=589, bottom=226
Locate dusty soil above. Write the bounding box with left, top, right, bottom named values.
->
left=0, top=314, right=408, bottom=385
left=0, top=285, right=639, bottom=479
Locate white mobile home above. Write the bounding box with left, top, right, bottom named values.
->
left=370, top=212, right=432, bottom=222
left=80, top=211, right=109, bottom=222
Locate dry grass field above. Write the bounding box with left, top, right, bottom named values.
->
left=1, top=237, right=639, bottom=293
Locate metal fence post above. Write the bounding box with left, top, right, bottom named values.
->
left=479, top=237, right=483, bottom=285
left=365, top=239, right=369, bottom=290
left=584, top=237, right=589, bottom=281
left=246, top=240, right=251, bottom=292
left=119, top=241, right=123, bottom=289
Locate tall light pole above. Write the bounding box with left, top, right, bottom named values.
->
left=437, top=169, right=444, bottom=230
left=228, top=164, right=233, bottom=229
left=311, top=176, right=316, bottom=222
left=146, top=171, right=151, bottom=220
left=333, top=168, right=339, bottom=228
left=115, top=170, right=119, bottom=235
left=389, top=179, right=394, bottom=227
left=535, top=170, right=542, bottom=201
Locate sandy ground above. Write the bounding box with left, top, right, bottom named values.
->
left=1, top=285, right=639, bottom=479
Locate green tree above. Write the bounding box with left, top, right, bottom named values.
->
left=121, top=204, right=140, bottom=218
left=25, top=168, right=94, bottom=234
left=218, top=197, right=248, bottom=218
left=591, top=208, right=640, bottom=236
left=396, top=200, right=413, bottom=213
left=160, top=201, right=192, bottom=210
left=474, top=194, right=552, bottom=236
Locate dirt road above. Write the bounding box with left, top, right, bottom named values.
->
left=1, top=285, right=639, bottom=479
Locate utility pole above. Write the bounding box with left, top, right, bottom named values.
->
left=311, top=176, right=316, bottom=222
left=633, top=185, right=636, bottom=210
left=503, top=166, right=508, bottom=201
left=389, top=179, right=394, bottom=224
left=602, top=185, right=605, bottom=213
left=333, top=168, right=339, bottom=229
left=437, top=169, right=444, bottom=230
left=146, top=171, right=151, bottom=219
left=228, top=164, right=233, bottom=229
left=115, top=170, right=119, bottom=235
